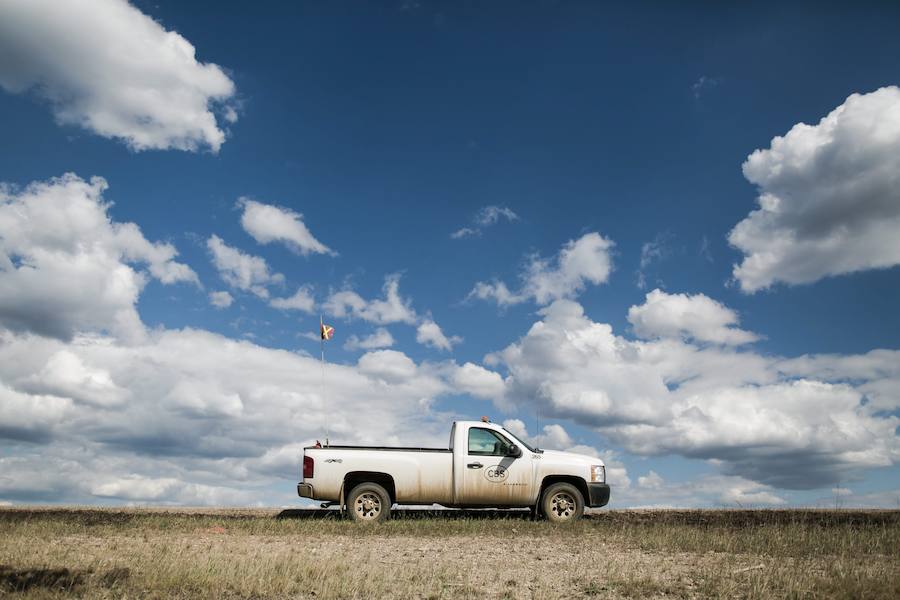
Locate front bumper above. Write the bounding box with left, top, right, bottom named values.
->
left=297, top=483, right=314, bottom=499
left=587, top=483, right=610, bottom=507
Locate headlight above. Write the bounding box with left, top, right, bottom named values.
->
left=591, top=465, right=606, bottom=483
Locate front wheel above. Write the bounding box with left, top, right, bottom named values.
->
left=541, top=482, right=584, bottom=523
left=347, top=482, right=391, bottom=523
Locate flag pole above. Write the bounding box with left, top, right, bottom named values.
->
left=320, top=315, right=328, bottom=447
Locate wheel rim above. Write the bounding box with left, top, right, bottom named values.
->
left=354, top=492, right=382, bottom=520
left=550, top=491, right=577, bottom=519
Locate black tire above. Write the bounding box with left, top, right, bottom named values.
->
left=347, top=482, right=391, bottom=523
left=541, top=482, right=584, bottom=523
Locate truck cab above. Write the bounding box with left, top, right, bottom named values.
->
left=299, top=419, right=610, bottom=522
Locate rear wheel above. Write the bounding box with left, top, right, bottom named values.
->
left=541, top=482, right=584, bottom=523
left=347, top=482, right=391, bottom=523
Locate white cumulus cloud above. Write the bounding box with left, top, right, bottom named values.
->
left=627, top=289, right=759, bottom=345
left=356, top=349, right=419, bottom=383
left=239, top=198, right=334, bottom=256
left=343, top=327, right=394, bottom=351
left=0, top=0, right=237, bottom=152
left=483, top=299, right=900, bottom=489
left=452, top=362, right=506, bottom=400
left=719, top=479, right=787, bottom=506
left=324, top=275, right=460, bottom=353
left=0, top=381, right=73, bottom=443
left=324, top=274, right=417, bottom=325
left=208, top=291, right=234, bottom=309
left=269, top=286, right=315, bottom=313
left=469, top=232, right=615, bottom=307
left=207, top=235, right=284, bottom=299
left=637, top=470, right=664, bottom=490
left=416, top=319, right=462, bottom=351
left=0, top=328, right=456, bottom=505
left=0, top=173, right=197, bottom=342
left=466, top=280, right=524, bottom=307
left=729, top=86, right=900, bottom=292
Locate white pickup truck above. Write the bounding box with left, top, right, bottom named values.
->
left=297, top=419, right=610, bottom=522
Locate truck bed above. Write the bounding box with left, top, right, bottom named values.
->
left=303, top=445, right=455, bottom=504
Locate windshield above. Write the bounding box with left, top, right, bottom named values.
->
left=501, top=427, right=541, bottom=453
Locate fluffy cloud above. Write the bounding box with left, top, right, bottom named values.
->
left=451, top=205, right=519, bottom=239
left=719, top=479, right=787, bottom=506
left=466, top=280, right=523, bottom=307
left=90, top=474, right=261, bottom=505
left=627, top=289, right=759, bottom=345
left=451, top=363, right=506, bottom=400
left=0, top=328, right=455, bottom=505
left=343, top=327, right=394, bottom=351
left=625, top=472, right=786, bottom=508
left=208, top=291, right=234, bottom=309
left=269, top=286, right=315, bottom=313
left=356, top=349, right=422, bottom=383
left=492, top=420, right=789, bottom=507
left=0, top=380, right=73, bottom=443
left=324, top=275, right=461, bottom=354
left=0, top=174, right=197, bottom=342
left=483, top=299, right=899, bottom=489
left=469, top=232, right=615, bottom=307
left=207, top=235, right=284, bottom=299
left=0, top=0, right=237, bottom=151
left=637, top=470, right=664, bottom=490
left=239, top=199, right=334, bottom=256
left=3, top=172, right=896, bottom=505
left=502, top=419, right=573, bottom=450
left=324, top=274, right=417, bottom=325
left=775, top=349, right=900, bottom=413
left=729, top=86, right=900, bottom=292
left=416, top=319, right=462, bottom=351
left=23, top=349, right=127, bottom=408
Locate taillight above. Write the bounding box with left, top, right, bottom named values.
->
left=303, top=455, right=314, bottom=479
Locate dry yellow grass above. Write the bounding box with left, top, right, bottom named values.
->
left=0, top=507, right=897, bottom=598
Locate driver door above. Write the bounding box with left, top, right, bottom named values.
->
left=460, top=427, right=533, bottom=506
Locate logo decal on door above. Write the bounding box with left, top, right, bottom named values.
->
left=484, top=465, right=509, bottom=482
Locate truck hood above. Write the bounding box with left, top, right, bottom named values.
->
left=539, top=448, right=604, bottom=466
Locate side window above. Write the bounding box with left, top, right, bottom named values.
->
left=468, top=428, right=511, bottom=456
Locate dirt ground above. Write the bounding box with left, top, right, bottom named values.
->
left=0, top=507, right=897, bottom=598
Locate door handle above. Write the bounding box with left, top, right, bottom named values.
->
left=467, top=462, right=483, bottom=469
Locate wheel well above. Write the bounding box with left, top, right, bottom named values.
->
left=539, top=475, right=589, bottom=507
left=343, top=471, right=396, bottom=505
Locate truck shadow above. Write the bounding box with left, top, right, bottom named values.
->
left=0, top=566, right=85, bottom=593
left=0, top=565, right=129, bottom=593
left=275, top=508, right=533, bottom=520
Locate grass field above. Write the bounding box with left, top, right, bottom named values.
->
left=0, top=507, right=897, bottom=599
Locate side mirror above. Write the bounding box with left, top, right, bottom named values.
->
left=507, top=445, right=522, bottom=458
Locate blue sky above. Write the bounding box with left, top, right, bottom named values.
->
left=1, top=0, right=899, bottom=508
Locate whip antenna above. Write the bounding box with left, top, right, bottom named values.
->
left=319, top=316, right=334, bottom=446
